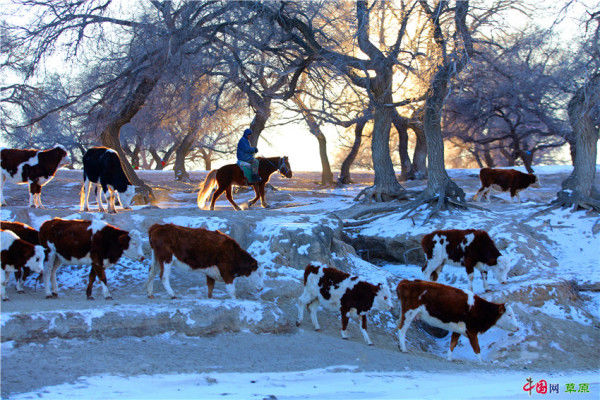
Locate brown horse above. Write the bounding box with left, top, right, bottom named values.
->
left=197, top=156, right=292, bottom=210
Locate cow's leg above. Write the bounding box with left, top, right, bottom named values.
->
left=480, top=269, right=490, bottom=292
left=209, top=187, right=225, bottom=211
left=465, top=260, right=476, bottom=292
left=1, top=269, right=8, bottom=301
left=96, top=185, right=106, bottom=212
left=447, top=332, right=461, bottom=361
left=308, top=300, right=320, bottom=331
left=473, top=186, right=485, bottom=201
left=396, top=308, right=419, bottom=352
left=360, top=314, right=373, bottom=345
left=86, top=267, right=97, bottom=300
left=0, top=173, right=5, bottom=205
left=144, top=253, right=160, bottom=299
left=79, top=181, right=87, bottom=211
left=423, top=255, right=444, bottom=282
left=225, top=282, right=236, bottom=299
left=36, top=192, right=45, bottom=208
left=340, top=310, right=350, bottom=340
left=14, top=270, right=24, bottom=293
left=91, top=263, right=112, bottom=300
left=466, top=331, right=482, bottom=362
left=45, top=255, right=60, bottom=298
left=296, top=289, right=315, bottom=326
left=206, top=276, right=215, bottom=298
left=224, top=187, right=241, bottom=211
left=28, top=188, right=35, bottom=207
left=161, top=262, right=176, bottom=299
left=107, top=188, right=117, bottom=214
left=248, top=185, right=260, bottom=207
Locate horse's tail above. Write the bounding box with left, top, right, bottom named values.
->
left=197, top=169, right=218, bottom=209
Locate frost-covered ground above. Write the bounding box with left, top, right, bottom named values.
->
left=1, top=166, right=599, bottom=398
left=11, top=367, right=599, bottom=400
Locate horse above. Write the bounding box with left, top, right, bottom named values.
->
left=197, top=156, right=292, bottom=210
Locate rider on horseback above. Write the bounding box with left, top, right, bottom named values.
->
left=237, top=128, right=261, bottom=183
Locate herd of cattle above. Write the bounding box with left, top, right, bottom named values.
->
left=0, top=145, right=543, bottom=361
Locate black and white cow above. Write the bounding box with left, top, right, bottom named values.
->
left=1, top=230, right=45, bottom=300
left=80, top=147, right=136, bottom=213
left=0, top=145, right=69, bottom=207
left=39, top=218, right=144, bottom=299
left=421, top=229, right=510, bottom=292
left=297, top=264, right=393, bottom=345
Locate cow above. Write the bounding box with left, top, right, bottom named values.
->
left=0, top=145, right=69, bottom=207
left=80, top=147, right=137, bottom=214
left=473, top=168, right=540, bottom=203
left=297, top=264, right=393, bottom=346
left=1, top=230, right=45, bottom=300
left=421, top=229, right=509, bottom=292
left=146, top=224, right=263, bottom=299
left=39, top=218, right=144, bottom=300
left=395, top=279, right=519, bottom=361
left=0, top=221, right=42, bottom=291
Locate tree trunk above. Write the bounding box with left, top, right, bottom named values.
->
left=518, top=150, right=534, bottom=174
left=174, top=131, right=196, bottom=182
left=339, top=118, right=366, bottom=184
left=367, top=69, right=405, bottom=201
left=248, top=98, right=272, bottom=148
left=292, top=96, right=334, bottom=185
left=408, top=122, right=427, bottom=179
left=99, top=75, right=159, bottom=202
left=392, top=110, right=413, bottom=180
left=203, top=155, right=212, bottom=171
left=422, top=67, right=464, bottom=202
left=562, top=74, right=600, bottom=200
left=482, top=143, right=495, bottom=167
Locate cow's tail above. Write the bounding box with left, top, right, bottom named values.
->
left=197, top=169, right=218, bottom=210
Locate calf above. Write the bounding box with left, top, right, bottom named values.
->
left=39, top=218, right=144, bottom=300
left=1, top=230, right=45, bottom=300
left=80, top=147, right=137, bottom=213
left=421, top=229, right=509, bottom=292
left=0, top=145, right=69, bottom=207
left=473, top=168, right=539, bottom=203
left=0, top=221, right=42, bottom=291
left=146, top=224, right=263, bottom=299
left=297, top=264, right=393, bottom=346
left=396, top=279, right=518, bottom=361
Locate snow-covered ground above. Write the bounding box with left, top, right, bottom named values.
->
left=11, top=367, right=599, bottom=400
left=1, top=166, right=599, bottom=398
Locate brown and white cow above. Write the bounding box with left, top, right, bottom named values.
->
left=1, top=230, right=45, bottom=300
left=0, top=221, right=43, bottom=291
left=146, top=224, right=263, bottom=299
left=396, top=280, right=518, bottom=361
left=39, top=218, right=144, bottom=300
left=0, top=145, right=69, bottom=207
left=297, top=264, right=393, bottom=345
left=473, top=168, right=540, bottom=203
left=421, top=229, right=509, bottom=292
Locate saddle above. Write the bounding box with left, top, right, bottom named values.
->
left=237, top=160, right=259, bottom=184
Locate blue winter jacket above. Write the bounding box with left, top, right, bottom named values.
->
left=237, top=135, right=258, bottom=162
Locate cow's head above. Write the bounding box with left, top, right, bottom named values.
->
left=123, top=229, right=144, bottom=261
left=373, top=283, right=393, bottom=312
left=26, top=245, right=46, bottom=274
left=496, top=304, right=519, bottom=332
left=493, top=255, right=511, bottom=284
left=55, top=145, right=71, bottom=167
left=529, top=174, right=540, bottom=188
left=238, top=251, right=263, bottom=294
left=119, top=185, right=137, bottom=209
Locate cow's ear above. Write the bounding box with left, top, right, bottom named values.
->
left=118, top=234, right=130, bottom=248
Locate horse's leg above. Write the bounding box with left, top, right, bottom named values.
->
left=210, top=186, right=226, bottom=211
left=259, top=183, right=270, bottom=208
left=248, top=184, right=260, bottom=207
left=225, top=187, right=241, bottom=211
